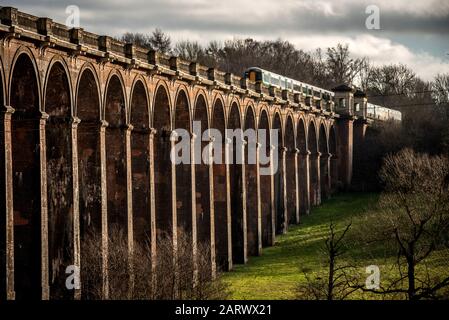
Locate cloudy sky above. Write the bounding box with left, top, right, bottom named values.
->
left=3, top=0, right=449, bottom=80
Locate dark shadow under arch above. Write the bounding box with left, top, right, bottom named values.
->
left=319, top=124, right=329, bottom=201
left=296, top=119, right=308, bottom=216
left=329, top=126, right=338, bottom=193
left=104, top=75, right=128, bottom=297
left=272, top=113, right=284, bottom=235
left=212, top=99, right=229, bottom=271
left=244, top=107, right=258, bottom=256
left=258, top=110, right=272, bottom=247
left=77, top=68, right=102, bottom=300
left=10, top=53, right=42, bottom=300
left=285, top=116, right=296, bottom=226
left=45, top=62, right=74, bottom=299
left=228, top=103, right=245, bottom=264
left=174, top=89, right=194, bottom=291
left=193, top=94, right=212, bottom=279
left=130, top=81, right=151, bottom=261
left=308, top=122, right=319, bottom=206
left=152, top=85, right=173, bottom=297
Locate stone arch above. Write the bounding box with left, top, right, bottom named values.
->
left=272, top=112, right=284, bottom=235
left=193, top=92, right=213, bottom=279
left=130, top=79, right=151, bottom=264
left=244, top=104, right=258, bottom=256
left=75, top=64, right=101, bottom=118
left=211, top=97, right=229, bottom=271
left=296, top=117, right=309, bottom=215
left=129, top=75, right=151, bottom=124
left=307, top=120, right=319, bottom=206
left=43, top=56, right=73, bottom=113
left=152, top=83, right=173, bottom=284
left=103, top=70, right=128, bottom=120
left=173, top=88, right=194, bottom=289
left=319, top=123, right=330, bottom=201
left=8, top=47, right=42, bottom=108
left=10, top=52, right=42, bottom=299
left=104, top=73, right=128, bottom=296
left=285, top=115, right=297, bottom=226
left=44, top=61, right=74, bottom=299
left=228, top=102, right=245, bottom=264
left=258, top=108, right=273, bottom=247
left=329, top=125, right=338, bottom=193
left=76, top=67, right=102, bottom=299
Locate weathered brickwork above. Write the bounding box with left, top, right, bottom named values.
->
left=0, top=7, right=372, bottom=299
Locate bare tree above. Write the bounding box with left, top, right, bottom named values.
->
left=119, top=29, right=171, bottom=54
left=325, top=43, right=366, bottom=87
left=120, top=32, right=151, bottom=49
left=80, top=227, right=229, bottom=300
left=356, top=149, right=449, bottom=300
left=432, top=73, right=449, bottom=118
left=148, top=28, right=172, bottom=54
left=297, top=221, right=358, bottom=300
left=173, top=40, right=205, bottom=61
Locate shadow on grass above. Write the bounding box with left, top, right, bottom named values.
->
left=222, top=192, right=379, bottom=299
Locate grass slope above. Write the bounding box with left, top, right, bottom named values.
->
left=222, top=192, right=379, bottom=300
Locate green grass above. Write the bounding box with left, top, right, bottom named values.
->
left=222, top=192, right=449, bottom=300
left=223, top=192, right=379, bottom=299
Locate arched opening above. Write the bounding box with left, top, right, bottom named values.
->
left=153, top=85, right=173, bottom=289
left=212, top=99, right=229, bottom=271
left=104, top=75, right=128, bottom=295
left=285, top=116, right=296, bottom=226
left=130, top=81, right=151, bottom=263
left=10, top=53, right=41, bottom=299
left=319, top=124, right=329, bottom=201
left=272, top=113, right=284, bottom=235
left=296, top=119, right=308, bottom=216
left=258, top=110, right=272, bottom=246
left=193, top=94, right=212, bottom=279
left=307, top=122, right=319, bottom=206
left=244, top=107, right=258, bottom=256
left=228, top=103, right=245, bottom=264
left=45, top=62, right=73, bottom=299
left=329, top=126, right=338, bottom=193
left=174, top=89, right=193, bottom=290
left=77, top=68, right=102, bottom=300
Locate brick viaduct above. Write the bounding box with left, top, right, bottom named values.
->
left=0, top=7, right=375, bottom=299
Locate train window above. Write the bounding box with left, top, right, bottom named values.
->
left=263, top=72, right=270, bottom=84
left=293, top=84, right=301, bottom=92
left=249, top=71, right=256, bottom=82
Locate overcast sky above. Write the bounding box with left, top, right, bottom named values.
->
left=3, top=0, right=448, bottom=80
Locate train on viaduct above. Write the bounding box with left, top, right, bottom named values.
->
left=0, top=7, right=399, bottom=300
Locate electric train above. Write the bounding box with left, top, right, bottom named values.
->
left=244, top=67, right=334, bottom=102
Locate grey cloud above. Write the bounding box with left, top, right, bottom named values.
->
left=4, top=0, right=448, bottom=35
left=2, top=0, right=448, bottom=62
